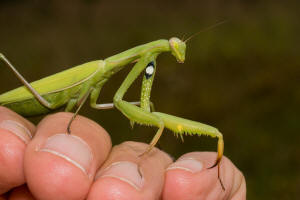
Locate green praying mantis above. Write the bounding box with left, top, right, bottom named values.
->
left=0, top=34, right=225, bottom=190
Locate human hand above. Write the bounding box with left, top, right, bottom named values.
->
left=0, top=106, right=246, bottom=200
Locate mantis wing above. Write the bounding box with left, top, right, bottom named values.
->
left=0, top=61, right=101, bottom=104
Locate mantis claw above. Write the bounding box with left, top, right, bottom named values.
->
left=208, top=136, right=225, bottom=191
left=208, top=157, right=225, bottom=191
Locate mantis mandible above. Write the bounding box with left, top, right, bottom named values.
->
left=0, top=36, right=225, bottom=190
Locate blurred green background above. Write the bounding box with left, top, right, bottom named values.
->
left=0, top=0, right=299, bottom=199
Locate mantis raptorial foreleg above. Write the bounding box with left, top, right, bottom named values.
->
left=113, top=53, right=165, bottom=155
left=111, top=51, right=224, bottom=188
left=152, top=112, right=225, bottom=190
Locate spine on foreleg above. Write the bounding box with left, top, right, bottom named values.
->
left=153, top=111, right=225, bottom=190
left=152, top=112, right=222, bottom=138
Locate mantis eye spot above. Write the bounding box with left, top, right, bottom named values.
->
left=145, top=61, right=155, bottom=79
left=146, top=66, right=154, bottom=74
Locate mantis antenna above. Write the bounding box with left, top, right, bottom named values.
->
left=184, top=20, right=229, bottom=43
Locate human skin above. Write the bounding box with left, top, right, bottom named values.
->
left=0, top=106, right=246, bottom=200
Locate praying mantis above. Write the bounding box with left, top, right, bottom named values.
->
left=0, top=35, right=225, bottom=190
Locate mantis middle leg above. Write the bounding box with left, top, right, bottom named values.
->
left=66, top=80, right=142, bottom=133
left=89, top=79, right=148, bottom=109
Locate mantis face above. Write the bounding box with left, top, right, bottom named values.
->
left=169, top=37, right=186, bottom=63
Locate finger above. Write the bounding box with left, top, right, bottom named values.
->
left=163, top=152, right=246, bottom=200
left=9, top=185, right=35, bottom=200
left=24, top=112, right=112, bottom=200
left=0, top=107, right=35, bottom=194
left=87, top=141, right=173, bottom=200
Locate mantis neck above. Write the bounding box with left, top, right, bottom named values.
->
left=103, top=39, right=170, bottom=76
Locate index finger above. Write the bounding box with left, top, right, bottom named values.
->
left=24, top=112, right=112, bottom=200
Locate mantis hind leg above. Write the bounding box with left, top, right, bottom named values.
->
left=152, top=112, right=225, bottom=190
left=0, top=53, right=56, bottom=109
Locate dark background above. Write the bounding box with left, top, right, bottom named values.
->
left=0, top=0, right=299, bottom=199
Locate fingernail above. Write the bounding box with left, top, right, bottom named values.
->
left=39, top=134, right=93, bottom=174
left=167, top=158, right=203, bottom=173
left=97, top=161, right=143, bottom=190
left=0, top=120, right=32, bottom=144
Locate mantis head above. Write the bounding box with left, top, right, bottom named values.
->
left=169, top=37, right=186, bottom=63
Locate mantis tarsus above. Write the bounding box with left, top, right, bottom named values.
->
left=0, top=37, right=225, bottom=190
